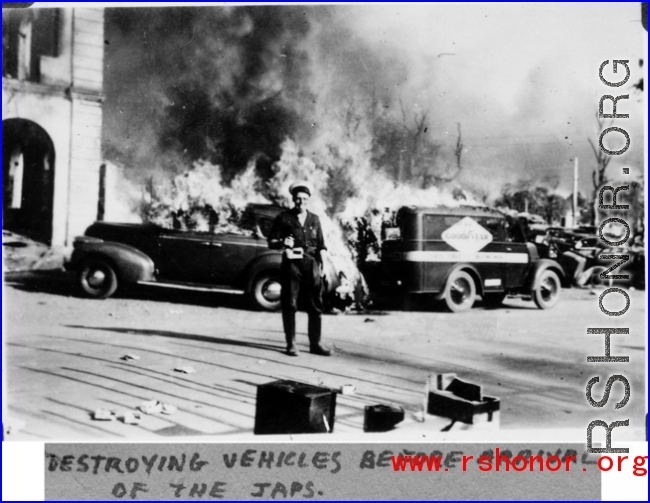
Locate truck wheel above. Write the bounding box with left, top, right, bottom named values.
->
left=79, top=259, right=118, bottom=299
left=250, top=271, right=282, bottom=311
left=443, top=270, right=476, bottom=312
left=533, top=269, right=561, bottom=309
left=483, top=292, right=506, bottom=307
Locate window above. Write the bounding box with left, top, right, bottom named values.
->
left=2, top=12, right=21, bottom=78
left=30, top=9, right=61, bottom=81
left=1, top=9, right=61, bottom=82
left=476, top=217, right=507, bottom=242
left=258, top=218, right=274, bottom=238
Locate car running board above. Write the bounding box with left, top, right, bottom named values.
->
left=137, top=281, right=245, bottom=295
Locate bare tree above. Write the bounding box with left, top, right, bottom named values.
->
left=587, top=112, right=614, bottom=191
left=587, top=112, right=615, bottom=224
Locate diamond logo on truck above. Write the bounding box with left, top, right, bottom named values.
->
left=441, top=217, right=493, bottom=253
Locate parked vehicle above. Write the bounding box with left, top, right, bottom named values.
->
left=530, top=226, right=644, bottom=290
left=65, top=204, right=338, bottom=311
left=362, top=205, right=568, bottom=312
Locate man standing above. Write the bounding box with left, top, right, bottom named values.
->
left=268, top=182, right=331, bottom=357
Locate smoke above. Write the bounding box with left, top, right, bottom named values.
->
left=101, top=3, right=645, bottom=266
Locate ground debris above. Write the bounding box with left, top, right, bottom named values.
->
left=340, top=384, right=356, bottom=395
left=161, top=403, right=178, bottom=415
left=92, top=408, right=116, bottom=421
left=364, top=318, right=375, bottom=323
left=3, top=417, right=26, bottom=436
left=119, top=411, right=142, bottom=425
left=138, top=399, right=163, bottom=415
left=173, top=366, right=196, bottom=374
left=137, top=399, right=177, bottom=416
left=121, top=354, right=140, bottom=361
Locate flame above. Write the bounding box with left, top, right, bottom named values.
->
left=123, top=137, right=479, bottom=304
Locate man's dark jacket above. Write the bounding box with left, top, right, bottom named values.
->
left=268, top=210, right=327, bottom=259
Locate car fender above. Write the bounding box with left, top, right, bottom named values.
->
left=434, top=263, right=483, bottom=300
left=243, top=251, right=283, bottom=291
left=243, top=250, right=340, bottom=296
left=523, top=258, right=568, bottom=294
left=70, top=237, right=155, bottom=283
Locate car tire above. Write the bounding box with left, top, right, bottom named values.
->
left=533, top=269, right=561, bottom=309
left=250, top=270, right=282, bottom=311
left=442, top=270, right=476, bottom=312
left=483, top=292, right=506, bottom=307
left=79, top=259, right=118, bottom=299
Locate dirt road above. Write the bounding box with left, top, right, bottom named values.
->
left=2, top=272, right=646, bottom=441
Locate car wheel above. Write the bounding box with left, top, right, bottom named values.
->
left=442, top=270, right=476, bottom=312
left=483, top=292, right=506, bottom=307
left=250, top=271, right=282, bottom=311
left=533, top=269, right=561, bottom=309
left=79, top=259, right=118, bottom=299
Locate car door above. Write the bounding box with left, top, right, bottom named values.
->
left=156, top=230, right=215, bottom=284
left=470, top=216, right=508, bottom=292
left=209, top=233, right=260, bottom=286
left=501, top=218, right=531, bottom=288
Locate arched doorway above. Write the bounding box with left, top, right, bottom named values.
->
left=2, top=118, right=56, bottom=244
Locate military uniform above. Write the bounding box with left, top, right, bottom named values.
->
left=268, top=208, right=330, bottom=356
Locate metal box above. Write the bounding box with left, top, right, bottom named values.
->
left=254, top=380, right=336, bottom=435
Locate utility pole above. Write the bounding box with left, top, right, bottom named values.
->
left=572, top=157, right=579, bottom=227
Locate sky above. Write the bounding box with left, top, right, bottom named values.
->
left=340, top=2, right=646, bottom=193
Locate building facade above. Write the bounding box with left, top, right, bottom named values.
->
left=2, top=7, right=104, bottom=245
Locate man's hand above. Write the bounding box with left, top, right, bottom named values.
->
left=283, top=236, right=295, bottom=249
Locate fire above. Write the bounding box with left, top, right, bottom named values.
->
left=126, top=137, right=478, bottom=309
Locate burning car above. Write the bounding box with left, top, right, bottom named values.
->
left=362, top=205, right=569, bottom=312
left=65, top=204, right=341, bottom=311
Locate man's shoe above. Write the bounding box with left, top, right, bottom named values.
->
left=286, top=346, right=300, bottom=357
left=309, top=344, right=332, bottom=356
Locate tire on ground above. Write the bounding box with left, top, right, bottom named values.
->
left=533, top=269, right=561, bottom=309
left=250, top=270, right=282, bottom=311
left=442, top=270, right=476, bottom=313
left=79, top=259, right=119, bottom=299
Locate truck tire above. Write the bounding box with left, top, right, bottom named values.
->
left=250, top=270, right=282, bottom=311
left=442, top=270, right=476, bottom=312
left=79, top=259, right=118, bottom=299
left=533, top=269, right=561, bottom=309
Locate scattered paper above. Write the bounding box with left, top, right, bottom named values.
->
left=257, top=360, right=267, bottom=364
left=412, top=411, right=426, bottom=423
left=120, top=411, right=142, bottom=425
left=137, top=399, right=177, bottom=416
left=173, top=366, right=196, bottom=374
left=138, top=399, right=163, bottom=415
left=92, top=409, right=116, bottom=421
left=161, top=403, right=177, bottom=415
